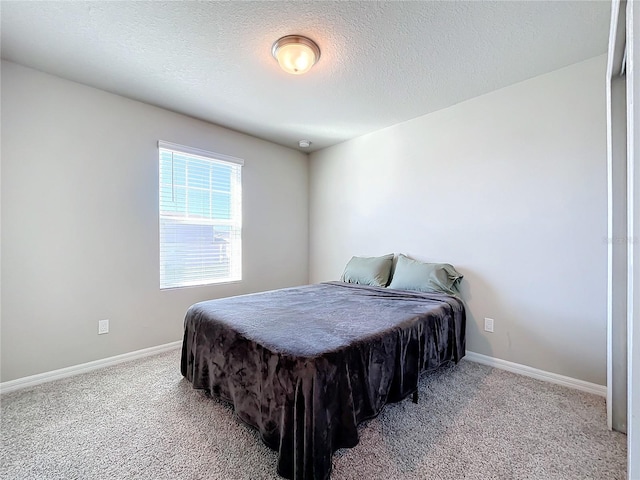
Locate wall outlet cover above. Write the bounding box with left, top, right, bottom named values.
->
left=98, top=319, right=109, bottom=335
left=484, top=317, right=494, bottom=333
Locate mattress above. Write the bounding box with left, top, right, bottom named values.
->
left=181, top=281, right=466, bottom=480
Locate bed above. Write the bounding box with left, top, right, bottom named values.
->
left=181, top=281, right=465, bottom=480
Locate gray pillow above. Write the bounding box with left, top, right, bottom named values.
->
left=341, top=254, right=394, bottom=287
left=388, top=254, right=463, bottom=295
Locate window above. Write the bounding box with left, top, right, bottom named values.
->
left=158, top=141, right=242, bottom=289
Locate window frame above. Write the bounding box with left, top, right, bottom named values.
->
left=158, top=140, right=243, bottom=290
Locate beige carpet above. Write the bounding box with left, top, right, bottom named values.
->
left=0, top=349, right=627, bottom=479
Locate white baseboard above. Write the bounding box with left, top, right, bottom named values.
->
left=1, top=344, right=605, bottom=397
left=464, top=351, right=607, bottom=397
left=0, top=341, right=182, bottom=395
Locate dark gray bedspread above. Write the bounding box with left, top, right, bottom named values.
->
left=181, top=281, right=465, bottom=480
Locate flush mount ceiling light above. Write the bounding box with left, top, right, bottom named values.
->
left=298, top=140, right=312, bottom=148
left=272, top=35, right=321, bottom=75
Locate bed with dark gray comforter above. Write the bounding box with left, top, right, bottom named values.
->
left=181, top=281, right=465, bottom=480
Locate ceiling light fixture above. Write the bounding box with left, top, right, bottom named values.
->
left=272, top=35, right=321, bottom=75
left=298, top=140, right=312, bottom=148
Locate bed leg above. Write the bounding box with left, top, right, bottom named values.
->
left=412, top=391, right=418, bottom=404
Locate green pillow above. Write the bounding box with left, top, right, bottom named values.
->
left=388, top=254, right=463, bottom=295
left=341, top=254, right=394, bottom=287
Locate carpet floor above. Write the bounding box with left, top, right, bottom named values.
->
left=0, top=349, right=627, bottom=480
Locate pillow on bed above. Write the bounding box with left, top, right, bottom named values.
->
left=341, top=254, right=394, bottom=287
left=388, top=254, right=463, bottom=295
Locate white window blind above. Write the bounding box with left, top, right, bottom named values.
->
left=158, top=141, right=243, bottom=289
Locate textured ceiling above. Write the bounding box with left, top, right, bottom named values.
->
left=1, top=1, right=610, bottom=152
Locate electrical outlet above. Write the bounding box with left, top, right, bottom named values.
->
left=98, top=319, right=109, bottom=335
left=484, top=317, right=494, bottom=333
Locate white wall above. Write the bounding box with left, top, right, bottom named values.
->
left=0, top=61, right=309, bottom=382
left=309, top=55, right=608, bottom=385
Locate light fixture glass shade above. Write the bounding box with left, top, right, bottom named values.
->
left=272, top=35, right=320, bottom=75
